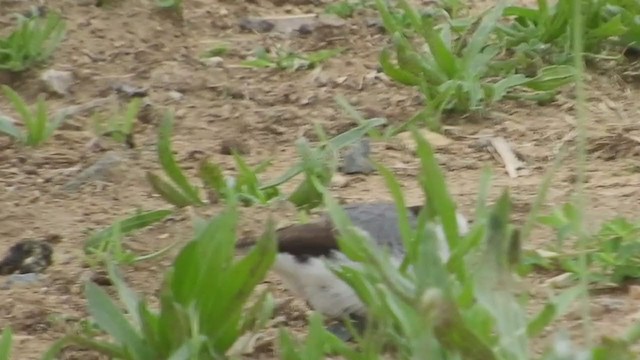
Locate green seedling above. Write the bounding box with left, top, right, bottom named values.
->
left=287, top=137, right=336, bottom=211
left=45, top=197, right=277, bottom=360
left=0, top=11, right=66, bottom=72
left=497, top=0, right=628, bottom=70
left=0, top=85, right=66, bottom=146
left=146, top=111, right=205, bottom=208
left=92, top=98, right=142, bottom=147
left=375, top=0, right=575, bottom=130
left=147, top=111, right=280, bottom=207
left=199, top=155, right=280, bottom=206
left=535, top=203, right=640, bottom=286
left=241, top=47, right=343, bottom=71
left=201, top=44, right=229, bottom=58
left=148, top=101, right=385, bottom=210
left=0, top=328, right=12, bottom=360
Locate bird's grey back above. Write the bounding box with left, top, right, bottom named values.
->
left=327, top=203, right=419, bottom=256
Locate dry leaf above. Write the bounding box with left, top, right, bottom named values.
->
left=395, top=129, right=453, bottom=153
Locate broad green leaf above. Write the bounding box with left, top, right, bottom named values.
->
left=107, top=264, right=143, bottom=328
left=84, top=282, right=153, bottom=359
left=587, top=13, right=626, bottom=40
left=461, top=1, right=507, bottom=65
left=490, top=74, right=530, bottom=101
left=0, top=327, right=12, bottom=360
left=147, top=171, right=197, bottom=208
left=523, top=65, right=575, bottom=91
left=204, top=220, right=276, bottom=351
left=379, top=47, right=421, bottom=86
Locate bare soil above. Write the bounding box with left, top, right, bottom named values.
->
left=2, top=0, right=640, bottom=358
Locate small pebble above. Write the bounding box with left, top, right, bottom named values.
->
left=544, top=272, right=574, bottom=289
left=168, top=90, right=184, bottom=101
left=1, top=273, right=41, bottom=290
left=341, top=138, right=374, bottom=175
left=62, top=151, right=124, bottom=192
left=41, top=69, right=74, bottom=96
left=331, top=173, right=350, bottom=188
left=202, top=56, right=224, bottom=67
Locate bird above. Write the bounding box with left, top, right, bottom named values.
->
left=241, top=202, right=470, bottom=336
left=0, top=238, right=55, bottom=275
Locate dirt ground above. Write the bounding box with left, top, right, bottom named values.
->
left=2, top=0, right=640, bottom=358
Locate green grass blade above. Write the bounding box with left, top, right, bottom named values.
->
left=84, top=209, right=173, bottom=252
left=374, top=161, right=414, bottom=271
left=1, top=85, right=33, bottom=132
left=412, top=128, right=461, bottom=250
left=31, top=95, right=48, bottom=146
left=261, top=117, right=385, bottom=189
left=422, top=19, right=459, bottom=79
left=157, top=111, right=203, bottom=205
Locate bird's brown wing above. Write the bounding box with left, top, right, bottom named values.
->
left=236, top=218, right=339, bottom=261
left=274, top=219, right=339, bottom=261
left=236, top=204, right=425, bottom=260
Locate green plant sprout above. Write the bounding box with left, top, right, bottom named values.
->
left=0, top=85, right=67, bottom=147
left=241, top=47, right=343, bottom=71
left=496, top=0, right=630, bottom=70
left=0, top=11, right=66, bottom=72
left=148, top=106, right=386, bottom=211
left=375, top=0, right=575, bottom=131
left=44, top=194, right=277, bottom=360
left=527, top=204, right=640, bottom=286
left=91, top=98, right=142, bottom=147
